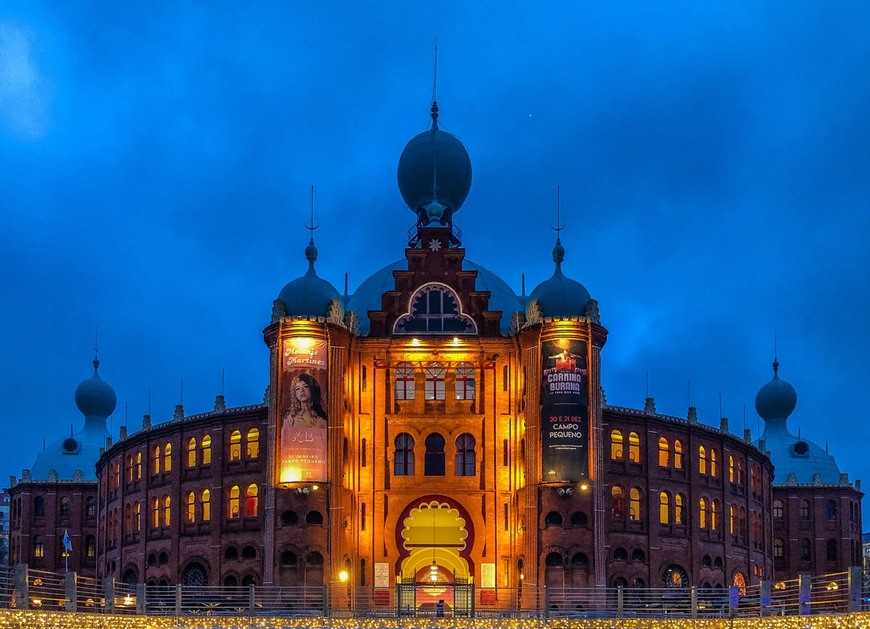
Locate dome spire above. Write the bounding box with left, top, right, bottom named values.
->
left=430, top=38, right=439, bottom=130
left=550, top=186, right=566, bottom=271
left=772, top=332, right=779, bottom=374
left=304, top=184, right=320, bottom=275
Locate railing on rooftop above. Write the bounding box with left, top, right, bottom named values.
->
left=0, top=564, right=864, bottom=619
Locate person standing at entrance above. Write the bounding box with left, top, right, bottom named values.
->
left=436, top=600, right=445, bottom=617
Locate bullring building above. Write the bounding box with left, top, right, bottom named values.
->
left=6, top=102, right=863, bottom=607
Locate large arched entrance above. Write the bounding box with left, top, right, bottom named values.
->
left=396, top=498, right=473, bottom=616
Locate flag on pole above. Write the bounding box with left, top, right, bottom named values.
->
left=62, top=529, right=72, bottom=554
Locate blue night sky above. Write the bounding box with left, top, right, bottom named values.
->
left=1, top=3, right=869, bottom=510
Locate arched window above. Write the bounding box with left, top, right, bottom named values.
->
left=395, top=363, right=415, bottom=400
left=629, top=487, right=641, bottom=521
left=613, top=547, right=628, bottom=561
left=152, top=445, right=161, bottom=475
left=124, top=503, right=132, bottom=533
left=674, top=493, right=685, bottom=525
left=246, top=428, right=260, bottom=459
left=664, top=565, right=689, bottom=589
left=698, top=446, right=707, bottom=475
left=86, top=496, right=96, bottom=518
left=424, top=433, right=446, bottom=475
left=307, top=551, right=324, bottom=565
left=223, top=430, right=240, bottom=462
left=394, top=433, right=415, bottom=476
left=393, top=283, right=477, bottom=334
left=424, top=363, right=446, bottom=400
left=773, top=538, right=784, bottom=558
left=187, top=437, right=197, bottom=468
left=34, top=496, right=44, bottom=517
left=628, top=432, right=640, bottom=462
left=163, top=443, right=172, bottom=472
left=611, top=486, right=625, bottom=518
left=610, top=430, right=624, bottom=460
left=201, top=435, right=212, bottom=465
left=827, top=539, right=838, bottom=561
left=800, top=538, right=812, bottom=561
left=162, top=495, right=171, bottom=527
left=33, top=535, right=44, bottom=559
left=729, top=455, right=735, bottom=483
left=544, top=511, right=563, bottom=527
left=228, top=486, right=240, bottom=519
left=658, top=437, right=669, bottom=467
left=125, top=454, right=134, bottom=482
left=151, top=498, right=159, bottom=529
left=732, top=572, right=747, bottom=596
left=709, top=449, right=718, bottom=477
left=454, top=433, right=476, bottom=476
left=659, top=492, right=670, bottom=524
left=736, top=458, right=745, bottom=484
left=245, top=484, right=259, bottom=517
left=134, top=501, right=141, bottom=531
left=826, top=500, right=837, bottom=520
left=201, top=489, right=211, bottom=522
left=455, top=363, right=476, bottom=400
left=673, top=439, right=684, bottom=469
left=799, top=499, right=810, bottom=520
left=60, top=496, right=71, bottom=517
left=186, top=492, right=196, bottom=524
left=570, top=512, right=588, bottom=527
left=135, top=451, right=142, bottom=479
left=773, top=499, right=783, bottom=519
left=711, top=500, right=720, bottom=531
left=699, top=497, right=708, bottom=529
left=306, top=510, right=324, bottom=525
left=729, top=504, right=736, bottom=535
left=86, top=536, right=96, bottom=559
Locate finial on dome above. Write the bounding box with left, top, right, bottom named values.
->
left=304, top=185, right=320, bottom=273
left=551, top=186, right=566, bottom=269
left=773, top=332, right=779, bottom=374
left=430, top=39, right=439, bottom=130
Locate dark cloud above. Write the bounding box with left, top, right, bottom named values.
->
left=1, top=2, right=869, bottom=517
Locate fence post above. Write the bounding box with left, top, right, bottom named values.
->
left=103, top=577, right=116, bottom=615
left=136, top=583, right=145, bottom=615
left=543, top=586, right=549, bottom=619
left=760, top=580, right=771, bottom=617
left=848, top=566, right=863, bottom=612
left=324, top=584, right=330, bottom=617
left=798, top=574, right=811, bottom=615
left=64, top=571, right=77, bottom=612
left=14, top=564, right=29, bottom=610
left=174, top=583, right=182, bottom=616
left=728, top=585, right=739, bottom=617
left=617, top=585, right=624, bottom=619
left=248, top=583, right=256, bottom=616
left=690, top=585, right=697, bottom=619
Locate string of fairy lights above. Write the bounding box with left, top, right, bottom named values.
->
left=0, top=610, right=866, bottom=629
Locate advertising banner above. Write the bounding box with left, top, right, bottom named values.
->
left=278, top=337, right=328, bottom=483
left=540, top=339, right=589, bottom=482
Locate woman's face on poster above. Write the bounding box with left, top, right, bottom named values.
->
left=294, top=379, right=312, bottom=403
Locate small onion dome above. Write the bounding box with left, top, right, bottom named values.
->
left=277, top=240, right=343, bottom=318
left=754, top=359, right=797, bottom=420
left=74, top=357, right=117, bottom=418
left=526, top=240, right=592, bottom=318
left=397, top=104, right=472, bottom=219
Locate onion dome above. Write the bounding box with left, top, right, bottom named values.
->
left=277, top=239, right=343, bottom=318
left=754, top=359, right=797, bottom=421
left=397, top=101, right=472, bottom=224
left=526, top=239, right=592, bottom=318
left=74, top=356, right=117, bottom=418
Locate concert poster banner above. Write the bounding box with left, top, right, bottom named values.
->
left=540, top=339, right=589, bottom=482
left=278, top=338, right=328, bottom=483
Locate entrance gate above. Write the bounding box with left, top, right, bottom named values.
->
left=396, top=578, right=475, bottom=618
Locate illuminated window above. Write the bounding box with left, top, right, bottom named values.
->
left=151, top=498, right=159, bottom=529
left=610, top=430, right=624, bottom=460
left=629, top=487, right=641, bottom=521
left=187, top=437, right=197, bottom=468
left=736, top=458, right=745, bottom=484
left=229, top=431, right=242, bottom=461
left=674, top=493, right=685, bottom=525
left=186, top=492, right=196, bottom=524
left=664, top=565, right=688, bottom=589
left=698, top=446, right=707, bottom=475
left=134, top=501, right=141, bottom=531
left=773, top=499, right=784, bottom=519
left=395, top=363, right=415, bottom=400
left=86, top=536, right=96, bottom=558
left=394, top=433, right=415, bottom=475
left=658, top=437, right=669, bottom=467
left=709, top=449, right=718, bottom=477
left=628, top=432, right=640, bottom=462
left=774, top=538, right=784, bottom=558
left=729, top=455, right=735, bottom=483
left=729, top=504, right=736, bottom=535
left=733, top=572, right=747, bottom=596
left=246, top=428, right=260, bottom=459
left=659, top=491, right=670, bottom=524
left=393, top=283, right=477, bottom=334
left=201, top=435, right=212, bottom=465
left=152, top=446, right=161, bottom=475
left=162, top=495, right=171, bottom=527
left=125, top=455, right=134, bottom=482
left=424, top=433, right=446, bottom=476
left=424, top=363, right=446, bottom=400
left=711, top=500, right=720, bottom=531
left=33, top=535, right=44, bottom=559
left=454, top=433, right=476, bottom=476
left=673, top=439, right=684, bottom=469
left=455, top=363, right=476, bottom=400
left=135, top=452, right=142, bottom=479
left=611, top=486, right=625, bottom=518
left=201, top=489, right=210, bottom=522
left=245, top=484, right=259, bottom=517
left=111, top=460, right=121, bottom=489
left=163, top=443, right=172, bottom=472
left=228, top=486, right=240, bottom=519
left=699, top=498, right=708, bottom=529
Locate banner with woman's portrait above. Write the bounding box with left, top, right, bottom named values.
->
left=278, top=337, right=328, bottom=483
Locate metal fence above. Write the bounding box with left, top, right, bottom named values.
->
left=0, top=565, right=864, bottom=619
